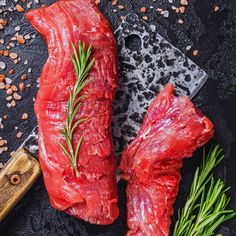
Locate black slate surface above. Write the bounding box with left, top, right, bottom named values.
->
left=0, top=0, right=236, bottom=235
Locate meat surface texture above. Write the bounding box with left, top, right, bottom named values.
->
left=120, top=83, right=214, bottom=235
left=26, top=0, right=119, bottom=224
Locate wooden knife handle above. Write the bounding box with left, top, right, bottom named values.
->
left=0, top=147, right=41, bottom=222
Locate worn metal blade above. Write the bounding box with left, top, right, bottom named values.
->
left=18, top=126, right=38, bottom=156
left=112, top=13, right=208, bottom=155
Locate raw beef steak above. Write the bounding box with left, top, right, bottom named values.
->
left=120, top=83, right=214, bottom=235
left=26, top=0, right=119, bottom=225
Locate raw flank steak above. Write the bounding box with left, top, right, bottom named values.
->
left=120, top=83, right=214, bottom=235
left=26, top=0, right=119, bottom=225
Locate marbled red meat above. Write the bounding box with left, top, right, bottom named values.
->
left=26, top=0, right=119, bottom=224
left=120, top=83, right=214, bottom=235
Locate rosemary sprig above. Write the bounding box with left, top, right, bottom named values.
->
left=58, top=41, right=94, bottom=177
left=173, top=145, right=236, bottom=236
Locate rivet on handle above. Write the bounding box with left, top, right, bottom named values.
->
left=10, top=174, right=21, bottom=185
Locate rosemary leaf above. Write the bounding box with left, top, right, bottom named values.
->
left=173, top=145, right=236, bottom=236
left=59, top=41, right=94, bottom=177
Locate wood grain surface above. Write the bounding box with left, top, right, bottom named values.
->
left=0, top=148, right=41, bottom=222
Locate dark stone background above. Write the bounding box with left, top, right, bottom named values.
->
left=0, top=0, right=236, bottom=235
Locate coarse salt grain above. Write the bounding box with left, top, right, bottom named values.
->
left=22, top=113, right=28, bottom=120
left=186, top=45, right=191, bottom=51
left=180, top=0, right=188, bottom=6
left=214, top=6, right=220, bottom=12
left=6, top=96, right=12, bottom=101
left=11, top=100, right=16, bottom=107
left=15, top=26, right=21, bottom=31
left=178, top=19, right=184, bottom=24
left=24, top=34, right=30, bottom=40
left=193, top=50, right=199, bottom=56
left=6, top=77, right=12, bottom=84
left=0, top=82, right=4, bottom=89
left=15, top=4, right=24, bottom=12
left=0, top=61, right=6, bottom=69
left=9, top=52, right=18, bottom=59
left=21, top=74, right=27, bottom=80
left=112, top=0, right=117, bottom=6
left=0, top=74, right=5, bottom=82
left=19, top=82, right=25, bottom=91
left=13, top=92, right=22, bottom=100
left=118, top=5, right=124, bottom=10
left=142, top=16, right=148, bottom=21
left=16, top=132, right=22, bottom=138
left=140, top=7, right=147, bottom=14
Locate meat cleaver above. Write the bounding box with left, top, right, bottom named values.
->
left=0, top=13, right=207, bottom=222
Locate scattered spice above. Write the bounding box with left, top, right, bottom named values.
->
left=14, top=59, right=19, bottom=64
left=0, top=146, right=8, bottom=154
left=9, top=52, right=18, bottom=59
left=179, top=6, right=185, bottom=13
left=0, top=19, right=7, bottom=26
left=6, top=96, right=12, bottom=101
left=27, top=2, right=33, bottom=9
left=140, top=7, right=147, bottom=14
left=13, top=92, right=22, bottom=101
left=112, top=0, right=118, bottom=6
left=6, top=77, right=12, bottom=84
left=6, top=88, right=13, bottom=95
left=0, top=137, right=8, bottom=154
left=0, top=139, right=4, bottom=146
left=11, top=85, right=17, bottom=92
left=0, top=74, right=6, bottom=82
left=214, top=5, right=220, bottom=12
left=193, top=49, right=199, bottom=56
left=8, top=69, right=14, bottom=75
left=21, top=73, right=27, bottom=80
left=15, top=26, right=21, bottom=31
left=142, top=16, right=148, bottom=21
left=10, top=151, right=15, bottom=157
left=180, top=0, right=188, bottom=6
left=178, top=19, right=184, bottom=24
left=186, top=45, right=191, bottom=51
left=10, top=100, right=16, bottom=107
left=15, top=4, right=24, bottom=12
left=16, top=35, right=25, bottom=44
left=0, top=82, right=4, bottom=89
left=16, top=132, right=22, bottom=139
left=161, top=10, right=169, bottom=18
left=5, top=84, right=10, bottom=89
left=21, top=113, right=28, bottom=120
left=117, top=5, right=124, bottom=10
left=3, top=50, right=9, bottom=56
left=19, top=82, right=25, bottom=91
left=0, top=61, right=6, bottom=69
